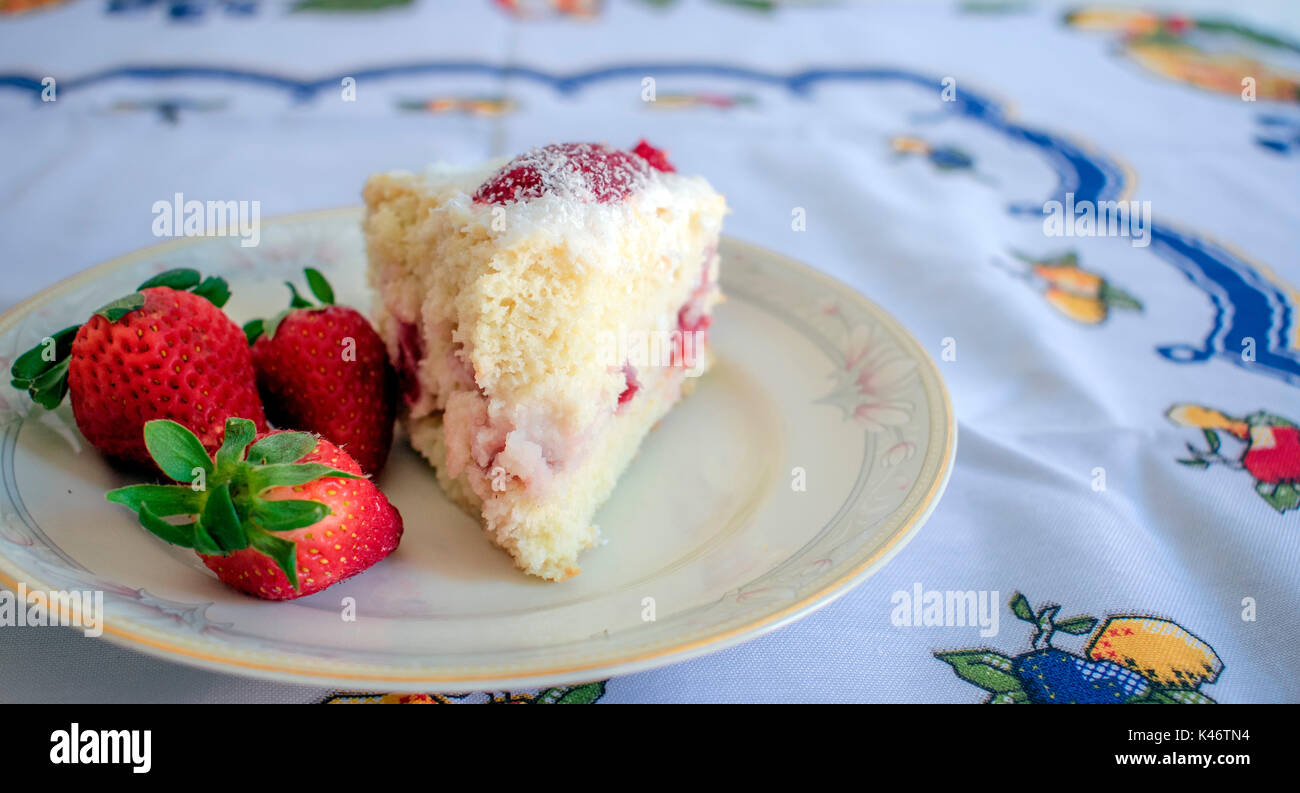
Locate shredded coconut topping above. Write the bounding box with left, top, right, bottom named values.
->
left=473, top=142, right=653, bottom=205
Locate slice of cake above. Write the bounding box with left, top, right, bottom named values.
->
left=363, top=141, right=727, bottom=580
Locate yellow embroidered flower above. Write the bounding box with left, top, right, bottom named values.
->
left=1165, top=404, right=1250, bottom=439
left=1044, top=288, right=1107, bottom=324
left=1033, top=264, right=1103, bottom=298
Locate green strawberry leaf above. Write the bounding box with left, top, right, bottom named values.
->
left=10, top=325, right=79, bottom=384
left=243, top=318, right=265, bottom=346
left=1177, top=458, right=1210, bottom=468
left=249, top=529, right=300, bottom=590
left=935, top=650, right=1023, bottom=694
left=286, top=283, right=313, bottom=309
left=26, top=357, right=70, bottom=409
left=188, top=516, right=223, bottom=556
left=200, top=483, right=247, bottom=551
left=1054, top=616, right=1098, bottom=635
left=106, top=484, right=205, bottom=516
left=192, top=276, right=232, bottom=308
left=247, top=462, right=358, bottom=492
left=304, top=267, right=335, bottom=306
left=94, top=293, right=146, bottom=323
left=136, top=501, right=202, bottom=549
left=246, top=432, right=317, bottom=465
left=137, top=268, right=201, bottom=292
left=1009, top=591, right=1034, bottom=622
left=215, top=418, right=258, bottom=476
left=252, top=499, right=330, bottom=532
left=107, top=419, right=369, bottom=595
left=143, top=420, right=214, bottom=483
left=1256, top=481, right=1300, bottom=513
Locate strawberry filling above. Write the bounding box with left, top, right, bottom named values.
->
left=395, top=321, right=424, bottom=404
left=618, top=363, right=641, bottom=407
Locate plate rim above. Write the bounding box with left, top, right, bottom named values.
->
left=0, top=206, right=956, bottom=690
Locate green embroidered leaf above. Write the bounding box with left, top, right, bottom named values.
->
left=247, top=462, right=357, bottom=492
left=535, top=682, right=607, bottom=704
left=1177, top=458, right=1210, bottom=468
left=303, top=267, right=335, bottom=306
left=935, top=650, right=1024, bottom=694
left=1195, top=17, right=1300, bottom=54
left=215, top=417, right=258, bottom=475
left=200, top=483, right=247, bottom=551
left=1244, top=411, right=1296, bottom=429
left=246, top=432, right=318, bottom=466
left=137, top=268, right=201, bottom=292
left=143, top=420, right=214, bottom=483
left=1256, top=481, right=1300, bottom=513
left=106, top=484, right=204, bottom=517
left=94, top=293, right=146, bottom=322
left=249, top=530, right=300, bottom=590
left=192, top=275, right=232, bottom=308
left=243, top=318, right=265, bottom=346
left=714, top=0, right=776, bottom=10
left=1033, top=250, right=1079, bottom=268
left=1202, top=429, right=1221, bottom=454
left=1009, top=592, right=1034, bottom=622
left=1100, top=284, right=1143, bottom=312
left=252, top=499, right=330, bottom=532
left=989, top=690, right=1030, bottom=704
left=1054, top=616, right=1098, bottom=635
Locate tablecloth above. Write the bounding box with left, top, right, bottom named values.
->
left=1, top=0, right=1298, bottom=703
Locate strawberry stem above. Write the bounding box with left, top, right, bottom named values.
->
left=9, top=269, right=231, bottom=410
left=105, top=417, right=359, bottom=592
left=245, top=268, right=339, bottom=344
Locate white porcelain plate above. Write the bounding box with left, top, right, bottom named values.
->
left=0, top=209, right=954, bottom=690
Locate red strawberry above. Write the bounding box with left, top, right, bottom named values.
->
left=107, top=418, right=403, bottom=600
left=10, top=268, right=266, bottom=470
left=246, top=268, right=396, bottom=475
left=632, top=139, right=676, bottom=173
left=473, top=142, right=652, bottom=204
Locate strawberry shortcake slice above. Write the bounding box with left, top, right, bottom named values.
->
left=363, top=141, right=727, bottom=580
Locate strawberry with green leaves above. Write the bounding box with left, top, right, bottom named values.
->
left=10, top=268, right=266, bottom=469
left=245, top=268, right=396, bottom=475
left=107, top=417, right=403, bottom=600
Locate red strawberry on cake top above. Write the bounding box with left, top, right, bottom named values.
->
left=474, top=142, right=650, bottom=204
